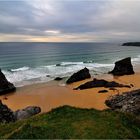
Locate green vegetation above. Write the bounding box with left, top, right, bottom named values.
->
left=0, top=105, right=139, bottom=139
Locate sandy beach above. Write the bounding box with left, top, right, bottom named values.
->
left=0, top=72, right=139, bottom=113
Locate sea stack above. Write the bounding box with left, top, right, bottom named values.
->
left=109, top=57, right=134, bottom=76
left=0, top=69, right=16, bottom=95
left=66, top=67, right=91, bottom=84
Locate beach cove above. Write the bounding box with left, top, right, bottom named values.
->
left=1, top=71, right=140, bottom=113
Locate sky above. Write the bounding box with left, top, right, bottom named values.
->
left=0, top=0, right=140, bottom=42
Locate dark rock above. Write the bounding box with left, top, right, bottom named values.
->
left=0, top=100, right=15, bottom=123
left=130, top=84, right=134, bottom=87
left=56, top=64, right=61, bottom=66
left=46, top=75, right=50, bottom=77
left=98, top=90, right=108, bottom=93
left=0, top=69, right=16, bottom=95
left=105, top=81, right=131, bottom=88
left=122, top=42, right=140, bottom=46
left=0, top=101, right=41, bottom=123
left=105, top=89, right=140, bottom=115
left=109, top=57, right=134, bottom=76
left=14, top=106, right=41, bottom=121
left=74, top=78, right=130, bottom=90
left=54, top=77, right=63, bottom=81
left=66, top=67, right=91, bottom=84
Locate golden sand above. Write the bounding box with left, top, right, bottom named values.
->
left=0, top=73, right=139, bottom=113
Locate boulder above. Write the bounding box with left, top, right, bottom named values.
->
left=66, top=68, right=91, bottom=84
left=14, top=106, right=41, bottom=121
left=0, top=100, right=15, bottom=123
left=74, top=78, right=131, bottom=90
left=54, top=77, right=63, bottom=81
left=109, top=57, right=134, bottom=76
left=0, top=69, right=16, bottom=95
left=105, top=89, right=140, bottom=115
left=56, top=64, right=61, bottom=66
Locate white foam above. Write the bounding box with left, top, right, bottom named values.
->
left=61, top=62, right=84, bottom=66
left=2, top=61, right=115, bottom=87
left=11, top=66, right=29, bottom=72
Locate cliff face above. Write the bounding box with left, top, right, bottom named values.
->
left=122, top=42, right=140, bottom=46
left=0, top=69, right=16, bottom=95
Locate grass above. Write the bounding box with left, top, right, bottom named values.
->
left=0, top=105, right=139, bottom=139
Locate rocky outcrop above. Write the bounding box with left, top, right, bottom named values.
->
left=105, top=89, right=140, bottom=115
left=14, top=106, right=41, bottom=121
left=66, top=68, right=91, bottom=84
left=0, top=100, right=41, bottom=123
left=74, top=78, right=131, bottom=90
left=0, top=100, right=15, bottom=123
left=0, top=69, right=16, bottom=95
left=122, top=42, right=140, bottom=46
left=109, top=57, right=134, bottom=76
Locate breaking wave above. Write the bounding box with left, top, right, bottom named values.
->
left=2, top=61, right=114, bottom=87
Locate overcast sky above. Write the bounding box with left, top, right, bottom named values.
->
left=0, top=0, right=140, bottom=42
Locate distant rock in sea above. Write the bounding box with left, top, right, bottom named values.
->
left=74, top=78, right=131, bottom=90
left=109, top=57, right=134, bottom=76
left=66, top=67, right=91, bottom=84
left=0, top=69, right=16, bottom=95
left=122, top=42, right=140, bottom=46
left=105, top=89, right=140, bottom=115
left=56, top=64, right=61, bottom=66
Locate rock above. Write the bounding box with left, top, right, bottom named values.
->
left=54, top=77, right=63, bottom=81
left=130, top=84, right=134, bottom=87
left=122, top=42, right=140, bottom=46
left=105, top=89, right=140, bottom=115
left=56, top=64, right=61, bottom=66
left=109, top=57, right=134, bottom=76
left=14, top=106, right=41, bottom=121
left=0, top=69, right=16, bottom=95
left=98, top=90, right=108, bottom=93
left=74, top=78, right=130, bottom=90
left=0, top=100, right=15, bottom=123
left=0, top=101, right=41, bottom=123
left=66, top=67, right=91, bottom=84
left=105, top=81, right=131, bottom=88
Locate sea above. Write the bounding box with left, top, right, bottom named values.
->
left=0, top=42, right=140, bottom=87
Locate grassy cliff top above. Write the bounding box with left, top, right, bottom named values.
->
left=0, top=105, right=140, bottom=139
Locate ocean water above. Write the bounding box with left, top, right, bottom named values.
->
left=0, top=42, right=140, bottom=87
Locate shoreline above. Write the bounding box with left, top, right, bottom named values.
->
left=0, top=72, right=140, bottom=113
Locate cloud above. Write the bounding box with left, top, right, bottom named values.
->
left=0, top=0, right=140, bottom=42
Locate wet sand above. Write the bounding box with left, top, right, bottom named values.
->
left=0, top=73, right=140, bottom=113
